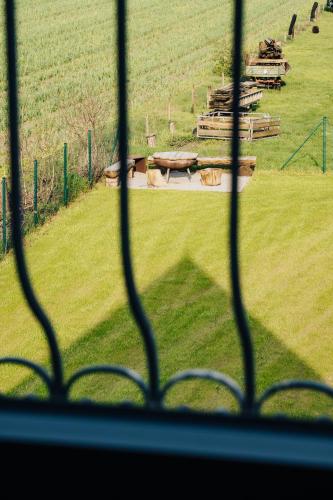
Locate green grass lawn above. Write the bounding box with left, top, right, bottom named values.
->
left=2, top=172, right=333, bottom=418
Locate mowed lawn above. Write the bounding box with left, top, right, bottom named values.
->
left=1, top=172, right=333, bottom=418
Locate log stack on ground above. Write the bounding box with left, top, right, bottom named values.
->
left=259, top=38, right=283, bottom=59
left=208, top=82, right=263, bottom=112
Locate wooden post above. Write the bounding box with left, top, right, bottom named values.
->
left=169, top=122, right=176, bottom=135
left=207, top=85, right=212, bottom=110
left=288, top=14, right=297, bottom=39
left=310, top=2, right=319, bottom=21
left=222, top=71, right=225, bottom=88
left=168, top=99, right=171, bottom=123
left=147, top=135, right=156, bottom=147
left=191, top=85, right=195, bottom=114
left=167, top=99, right=175, bottom=134
left=2, top=176, right=7, bottom=254
left=145, top=114, right=156, bottom=147
left=145, top=114, right=150, bottom=137
left=63, top=143, right=68, bottom=206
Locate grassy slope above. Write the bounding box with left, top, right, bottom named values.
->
left=162, top=11, right=333, bottom=172
left=241, top=12, right=333, bottom=171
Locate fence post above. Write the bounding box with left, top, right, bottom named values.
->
left=288, top=14, right=297, bottom=39
left=33, top=159, right=38, bottom=225
left=191, top=85, right=195, bottom=114
left=2, top=176, right=7, bottom=254
left=323, top=116, right=327, bottom=174
left=88, top=130, right=93, bottom=187
left=63, top=143, right=68, bottom=206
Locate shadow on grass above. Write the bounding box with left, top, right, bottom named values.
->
left=19, top=257, right=332, bottom=418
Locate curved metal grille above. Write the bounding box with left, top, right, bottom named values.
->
left=2, top=0, right=333, bottom=418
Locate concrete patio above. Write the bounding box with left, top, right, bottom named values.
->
left=127, top=171, right=252, bottom=193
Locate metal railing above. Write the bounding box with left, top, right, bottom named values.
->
left=2, top=0, right=333, bottom=422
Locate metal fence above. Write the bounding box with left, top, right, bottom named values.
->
left=2, top=0, right=333, bottom=471
left=280, top=116, right=328, bottom=172
left=0, top=129, right=117, bottom=256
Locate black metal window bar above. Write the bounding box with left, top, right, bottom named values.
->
left=3, top=0, right=333, bottom=457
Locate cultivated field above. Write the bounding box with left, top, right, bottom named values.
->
left=0, top=0, right=313, bottom=168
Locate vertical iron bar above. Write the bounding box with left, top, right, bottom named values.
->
left=33, top=159, right=38, bottom=225
left=2, top=177, right=7, bottom=254
left=323, top=116, right=327, bottom=174
left=116, top=0, right=160, bottom=405
left=88, top=130, right=93, bottom=186
left=4, top=0, right=64, bottom=395
left=230, top=0, right=255, bottom=413
left=63, top=143, right=68, bottom=206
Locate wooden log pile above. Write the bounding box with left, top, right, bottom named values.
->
left=258, top=39, right=283, bottom=59
left=208, top=82, right=262, bottom=112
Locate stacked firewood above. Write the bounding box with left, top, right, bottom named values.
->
left=208, top=82, right=262, bottom=111
left=258, top=38, right=283, bottom=59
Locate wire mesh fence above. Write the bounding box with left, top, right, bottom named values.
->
left=0, top=128, right=117, bottom=256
